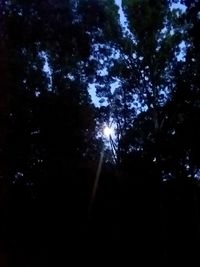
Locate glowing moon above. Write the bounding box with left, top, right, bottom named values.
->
left=103, top=126, right=113, bottom=138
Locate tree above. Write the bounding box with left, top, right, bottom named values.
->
left=3, top=0, right=200, bottom=265
left=84, top=0, right=185, bottom=168
left=3, top=1, right=102, bottom=265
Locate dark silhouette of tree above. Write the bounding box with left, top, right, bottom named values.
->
left=80, top=0, right=200, bottom=264
left=2, top=0, right=200, bottom=266
left=2, top=1, right=103, bottom=265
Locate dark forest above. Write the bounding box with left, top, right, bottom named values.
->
left=0, top=0, right=200, bottom=266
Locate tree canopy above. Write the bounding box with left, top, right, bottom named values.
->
left=1, top=0, right=200, bottom=266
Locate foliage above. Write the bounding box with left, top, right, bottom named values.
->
left=1, top=0, right=200, bottom=265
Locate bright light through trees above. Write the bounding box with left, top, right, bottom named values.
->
left=103, top=126, right=113, bottom=138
